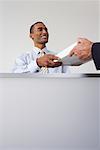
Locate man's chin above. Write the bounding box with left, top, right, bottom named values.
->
left=41, top=39, right=48, bottom=43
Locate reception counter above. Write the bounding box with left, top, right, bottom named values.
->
left=0, top=73, right=100, bottom=150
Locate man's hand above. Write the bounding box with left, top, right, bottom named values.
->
left=36, top=54, right=62, bottom=68
left=69, top=38, right=93, bottom=61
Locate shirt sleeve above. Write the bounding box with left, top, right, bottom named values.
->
left=62, top=65, right=70, bottom=73
left=92, top=43, right=100, bottom=70
left=12, top=54, right=40, bottom=73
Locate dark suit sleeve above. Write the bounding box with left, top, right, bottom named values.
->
left=92, top=43, right=100, bottom=70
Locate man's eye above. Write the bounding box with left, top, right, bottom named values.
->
left=38, top=28, right=42, bottom=31
left=45, top=28, right=48, bottom=32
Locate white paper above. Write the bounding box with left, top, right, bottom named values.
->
left=54, top=42, right=87, bottom=66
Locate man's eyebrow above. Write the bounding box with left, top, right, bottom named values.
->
left=37, top=27, right=47, bottom=30
left=37, top=27, right=42, bottom=29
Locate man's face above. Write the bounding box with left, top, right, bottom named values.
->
left=30, top=23, right=49, bottom=44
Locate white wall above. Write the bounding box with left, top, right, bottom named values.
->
left=0, top=0, right=99, bottom=73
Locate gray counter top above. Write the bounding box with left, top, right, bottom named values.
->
left=0, top=73, right=100, bottom=78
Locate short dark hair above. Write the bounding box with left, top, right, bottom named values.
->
left=30, top=21, right=45, bottom=33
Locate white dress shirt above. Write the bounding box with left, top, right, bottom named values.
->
left=12, top=47, right=70, bottom=73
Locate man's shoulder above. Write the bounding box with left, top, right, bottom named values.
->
left=16, top=51, right=33, bottom=60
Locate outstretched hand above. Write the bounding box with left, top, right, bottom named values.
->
left=36, top=54, right=62, bottom=68
left=69, top=38, right=93, bottom=61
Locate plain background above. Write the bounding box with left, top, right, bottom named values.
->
left=0, top=1, right=100, bottom=149
left=0, top=0, right=100, bottom=73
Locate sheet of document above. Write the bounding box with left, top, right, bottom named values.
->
left=55, top=42, right=87, bottom=65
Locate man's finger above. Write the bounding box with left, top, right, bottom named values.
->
left=48, top=60, right=55, bottom=66
left=47, top=54, right=59, bottom=60
left=69, top=49, right=75, bottom=56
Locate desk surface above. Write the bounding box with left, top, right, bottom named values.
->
left=0, top=73, right=100, bottom=150
left=0, top=73, right=100, bottom=78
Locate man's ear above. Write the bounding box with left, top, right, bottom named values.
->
left=30, top=33, right=34, bottom=39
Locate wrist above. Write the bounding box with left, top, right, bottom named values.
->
left=36, top=58, right=42, bottom=67
left=89, top=42, right=93, bottom=59
left=36, top=58, right=40, bottom=67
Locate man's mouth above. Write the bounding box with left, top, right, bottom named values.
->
left=41, top=35, right=47, bottom=39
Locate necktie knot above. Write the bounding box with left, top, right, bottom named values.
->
left=38, top=51, right=48, bottom=74
left=39, top=51, right=45, bottom=57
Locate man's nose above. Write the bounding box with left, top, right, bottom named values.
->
left=43, top=29, right=47, bottom=34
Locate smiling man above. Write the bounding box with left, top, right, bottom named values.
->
left=13, top=21, right=69, bottom=73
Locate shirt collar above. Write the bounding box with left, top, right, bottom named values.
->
left=33, top=46, right=48, bottom=55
